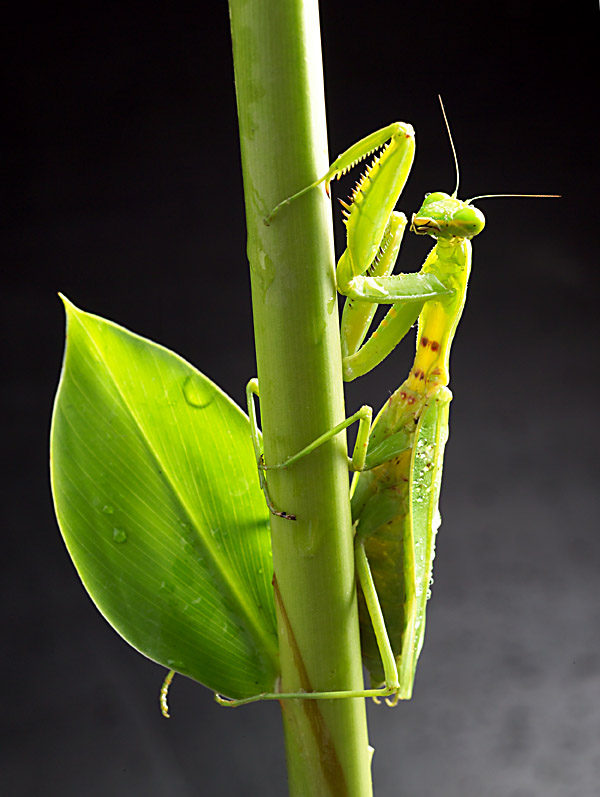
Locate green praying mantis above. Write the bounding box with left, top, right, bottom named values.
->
left=163, top=103, right=556, bottom=714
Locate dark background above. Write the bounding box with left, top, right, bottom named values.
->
left=3, top=2, right=599, bottom=795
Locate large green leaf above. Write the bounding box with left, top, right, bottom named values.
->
left=50, top=297, right=279, bottom=700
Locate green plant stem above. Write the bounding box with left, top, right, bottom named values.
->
left=228, top=1, right=374, bottom=794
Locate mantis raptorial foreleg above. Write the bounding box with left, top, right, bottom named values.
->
left=266, top=121, right=453, bottom=381
left=265, top=122, right=411, bottom=224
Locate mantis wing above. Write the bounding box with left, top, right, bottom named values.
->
left=354, top=386, right=452, bottom=700
left=398, top=386, right=452, bottom=697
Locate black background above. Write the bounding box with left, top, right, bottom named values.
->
left=3, top=2, right=599, bottom=795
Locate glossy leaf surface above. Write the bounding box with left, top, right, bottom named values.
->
left=51, top=297, right=278, bottom=699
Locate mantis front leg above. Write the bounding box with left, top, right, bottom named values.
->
left=265, top=121, right=454, bottom=381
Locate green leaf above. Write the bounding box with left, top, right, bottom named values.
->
left=50, top=297, right=279, bottom=700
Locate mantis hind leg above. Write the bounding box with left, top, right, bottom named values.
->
left=354, top=537, right=401, bottom=705
left=214, top=538, right=401, bottom=708
left=159, top=669, right=176, bottom=718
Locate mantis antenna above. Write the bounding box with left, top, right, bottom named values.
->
left=438, top=94, right=560, bottom=205
left=467, top=193, right=560, bottom=202
left=438, top=95, right=460, bottom=198
left=438, top=96, right=559, bottom=203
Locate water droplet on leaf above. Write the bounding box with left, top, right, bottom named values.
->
left=112, top=528, right=127, bottom=544
left=182, top=375, right=214, bottom=409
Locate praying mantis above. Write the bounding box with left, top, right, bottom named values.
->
left=199, top=105, right=555, bottom=711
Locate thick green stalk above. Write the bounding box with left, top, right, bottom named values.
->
left=228, top=1, right=373, bottom=794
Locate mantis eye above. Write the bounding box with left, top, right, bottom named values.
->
left=451, top=206, right=485, bottom=237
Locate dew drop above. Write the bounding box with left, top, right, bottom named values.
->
left=112, top=528, right=127, bottom=544
left=182, top=374, right=214, bottom=409
left=102, top=505, right=114, bottom=514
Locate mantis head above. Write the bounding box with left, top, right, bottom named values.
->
left=410, top=192, right=486, bottom=241
left=417, top=98, right=556, bottom=241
